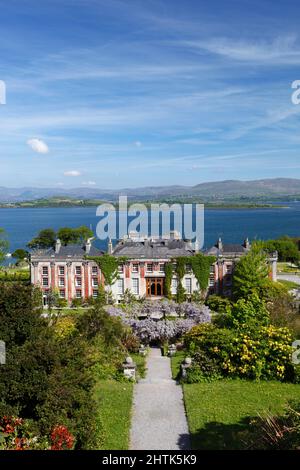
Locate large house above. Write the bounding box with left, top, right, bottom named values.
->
left=30, top=232, right=277, bottom=306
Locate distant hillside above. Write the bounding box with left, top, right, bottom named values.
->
left=0, top=178, right=300, bottom=203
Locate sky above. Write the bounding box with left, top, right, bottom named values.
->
left=1, top=0, right=300, bottom=188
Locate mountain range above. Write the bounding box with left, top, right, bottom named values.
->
left=1, top=178, right=300, bottom=202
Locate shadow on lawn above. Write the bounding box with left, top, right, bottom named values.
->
left=183, top=416, right=258, bottom=450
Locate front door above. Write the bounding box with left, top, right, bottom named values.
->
left=146, top=278, right=164, bottom=297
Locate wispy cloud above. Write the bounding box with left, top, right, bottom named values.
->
left=182, top=34, right=300, bottom=65
left=64, top=170, right=81, bottom=177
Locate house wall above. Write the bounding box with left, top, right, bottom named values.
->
left=31, top=259, right=102, bottom=304
left=31, top=252, right=278, bottom=305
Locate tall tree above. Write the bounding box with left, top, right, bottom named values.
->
left=232, top=248, right=269, bottom=300
left=57, top=226, right=93, bottom=245
left=27, top=228, right=56, bottom=249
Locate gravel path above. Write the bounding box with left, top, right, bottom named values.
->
left=130, top=347, right=190, bottom=450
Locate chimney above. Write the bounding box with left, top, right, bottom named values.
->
left=55, top=239, right=61, bottom=254
left=194, top=239, right=199, bottom=253
left=244, top=237, right=250, bottom=249
left=170, top=230, right=180, bottom=240
left=85, top=237, right=92, bottom=254
left=107, top=238, right=113, bottom=255
left=217, top=237, right=223, bottom=251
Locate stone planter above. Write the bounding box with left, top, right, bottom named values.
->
left=122, top=356, right=136, bottom=380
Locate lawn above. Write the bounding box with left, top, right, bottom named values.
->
left=93, top=352, right=147, bottom=449
left=183, top=379, right=300, bottom=450
left=277, top=262, right=300, bottom=274
left=94, top=379, right=133, bottom=450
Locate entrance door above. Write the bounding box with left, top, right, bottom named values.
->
left=146, top=278, right=164, bottom=296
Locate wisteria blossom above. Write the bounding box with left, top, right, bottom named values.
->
left=105, top=301, right=211, bottom=343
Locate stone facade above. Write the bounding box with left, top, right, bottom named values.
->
left=30, top=240, right=104, bottom=306
left=30, top=233, right=278, bottom=306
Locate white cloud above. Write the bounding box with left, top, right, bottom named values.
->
left=27, top=138, right=49, bottom=154
left=134, top=140, right=142, bottom=147
left=183, top=35, right=300, bottom=65
left=82, top=180, right=96, bottom=185
left=64, top=170, right=81, bottom=176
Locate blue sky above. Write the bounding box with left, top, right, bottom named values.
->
left=1, top=0, right=300, bottom=188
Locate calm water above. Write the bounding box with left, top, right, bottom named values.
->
left=0, top=203, right=300, bottom=258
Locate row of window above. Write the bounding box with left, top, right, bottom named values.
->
left=42, top=277, right=99, bottom=287
left=42, top=264, right=232, bottom=276
left=42, top=266, right=99, bottom=276
left=57, top=289, right=99, bottom=299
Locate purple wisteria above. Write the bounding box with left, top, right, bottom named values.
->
left=105, top=301, right=211, bottom=343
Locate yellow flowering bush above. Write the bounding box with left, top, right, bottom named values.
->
left=184, top=323, right=294, bottom=381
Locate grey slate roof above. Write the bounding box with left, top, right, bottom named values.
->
left=30, top=244, right=104, bottom=260
left=112, top=239, right=194, bottom=259
left=204, top=242, right=249, bottom=256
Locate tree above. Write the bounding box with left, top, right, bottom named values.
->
left=75, top=226, right=93, bottom=243
left=232, top=248, right=269, bottom=300
left=0, top=228, right=9, bottom=264
left=57, top=227, right=78, bottom=245
left=254, top=238, right=300, bottom=263
left=228, top=292, right=270, bottom=328
left=12, top=249, right=29, bottom=263
left=0, top=282, right=98, bottom=449
left=27, top=229, right=56, bottom=249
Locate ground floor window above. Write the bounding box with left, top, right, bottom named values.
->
left=59, top=289, right=65, bottom=298
left=132, top=278, right=139, bottom=295
left=76, top=289, right=82, bottom=298
left=171, top=278, right=178, bottom=295
left=92, top=289, right=98, bottom=298
left=118, top=278, right=124, bottom=295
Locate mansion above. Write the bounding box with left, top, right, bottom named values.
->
left=30, top=232, right=278, bottom=306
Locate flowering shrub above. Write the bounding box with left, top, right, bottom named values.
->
left=0, top=416, right=49, bottom=450
left=104, top=301, right=211, bottom=344
left=50, top=425, right=75, bottom=450
left=184, top=323, right=294, bottom=381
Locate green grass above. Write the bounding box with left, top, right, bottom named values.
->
left=131, top=352, right=147, bottom=379
left=277, top=262, right=300, bottom=274
left=94, top=379, right=133, bottom=450
left=278, top=279, right=300, bottom=289
left=170, top=351, right=185, bottom=379
left=183, top=379, right=300, bottom=450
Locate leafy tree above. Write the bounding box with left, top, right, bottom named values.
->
left=27, top=229, right=56, bottom=249
left=57, top=226, right=93, bottom=246
left=206, top=294, right=232, bottom=314
left=12, top=248, right=28, bottom=262
left=254, top=237, right=300, bottom=263
left=0, top=282, right=98, bottom=449
left=228, top=292, right=270, bottom=328
left=75, top=226, right=93, bottom=243
left=57, top=227, right=78, bottom=245
left=232, top=248, right=269, bottom=300
left=76, top=301, right=124, bottom=345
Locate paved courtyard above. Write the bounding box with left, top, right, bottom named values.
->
left=130, top=347, right=190, bottom=450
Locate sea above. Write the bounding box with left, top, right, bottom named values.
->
left=0, top=202, right=300, bottom=262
